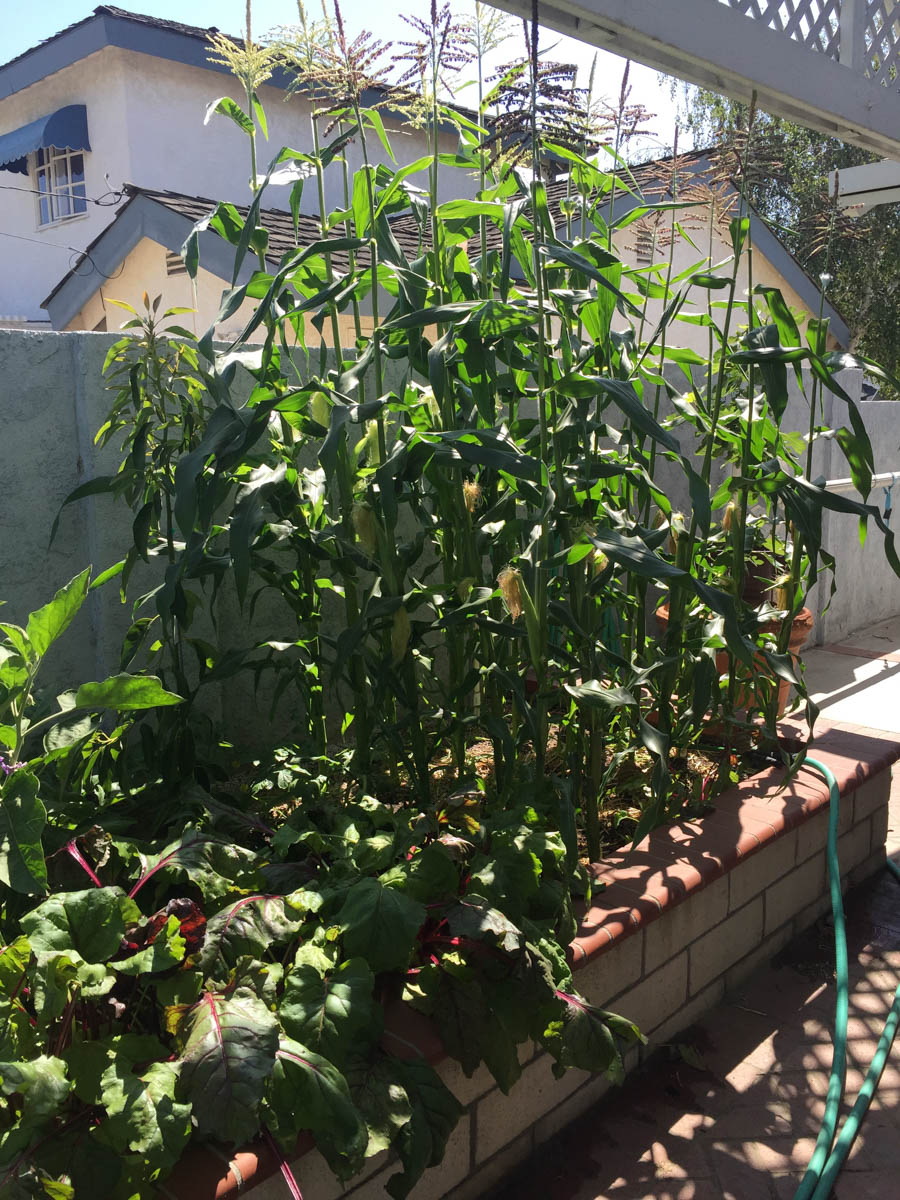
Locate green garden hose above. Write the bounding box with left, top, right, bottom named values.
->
left=792, top=757, right=900, bottom=1200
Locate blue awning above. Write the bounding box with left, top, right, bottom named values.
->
left=0, top=104, right=90, bottom=175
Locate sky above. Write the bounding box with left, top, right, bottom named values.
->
left=2, top=0, right=687, bottom=155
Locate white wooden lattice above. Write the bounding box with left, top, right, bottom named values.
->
left=491, top=0, right=900, bottom=156
left=865, top=0, right=900, bottom=80
left=719, top=0, right=841, bottom=58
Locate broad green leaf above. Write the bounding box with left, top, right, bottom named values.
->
left=279, top=959, right=378, bottom=1067
left=250, top=91, right=268, bottom=139
left=266, top=1037, right=367, bottom=1176
left=113, top=915, right=186, bottom=975
left=230, top=488, right=267, bottom=607
left=418, top=958, right=487, bottom=1077
left=130, top=829, right=261, bottom=904
left=64, top=1035, right=169, bottom=1106
left=0, top=1056, right=71, bottom=1129
left=385, top=1058, right=463, bottom=1200
left=177, top=988, right=278, bottom=1144
left=564, top=681, right=637, bottom=709
left=443, top=895, right=524, bottom=954
left=0, top=622, right=32, bottom=662
left=0, top=770, right=47, bottom=894
left=543, top=991, right=644, bottom=1083
left=74, top=674, right=183, bottom=712
left=49, top=477, right=117, bottom=545
left=25, top=569, right=90, bottom=657
left=361, top=107, right=395, bottom=163
left=0, top=936, right=31, bottom=1000
left=397, top=844, right=460, bottom=905
left=99, top=1059, right=191, bottom=1170
left=197, top=894, right=307, bottom=977
left=205, top=96, right=255, bottom=135
left=338, top=878, right=425, bottom=973
left=21, top=888, right=132, bottom=963
left=30, top=953, right=114, bottom=1027
left=342, top=1053, right=413, bottom=1157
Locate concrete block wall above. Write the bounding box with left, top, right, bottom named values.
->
left=236, top=725, right=898, bottom=1200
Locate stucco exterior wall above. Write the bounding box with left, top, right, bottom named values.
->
left=609, top=216, right=839, bottom=354
left=115, top=48, right=468, bottom=213
left=63, top=212, right=827, bottom=356
left=67, top=236, right=374, bottom=347
left=0, top=48, right=133, bottom=324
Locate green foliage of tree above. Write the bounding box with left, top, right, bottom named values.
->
left=682, top=88, right=900, bottom=392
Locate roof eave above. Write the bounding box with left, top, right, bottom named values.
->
left=43, top=191, right=257, bottom=328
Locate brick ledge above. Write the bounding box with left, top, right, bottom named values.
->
left=570, top=718, right=900, bottom=968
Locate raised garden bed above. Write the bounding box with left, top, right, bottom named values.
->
left=162, top=718, right=899, bottom=1200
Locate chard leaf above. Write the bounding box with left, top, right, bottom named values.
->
left=177, top=989, right=278, bottom=1144
left=543, top=991, right=644, bottom=1082
left=64, top=1035, right=170, bottom=1106
left=0, top=1056, right=72, bottom=1129
left=265, top=1037, right=367, bottom=1177
left=409, top=958, right=486, bottom=1077
left=30, top=953, right=114, bottom=1026
left=385, top=1058, right=463, bottom=1200
left=21, top=888, right=131, bottom=963
left=0, top=770, right=47, bottom=895
left=113, top=915, right=186, bottom=975
left=338, top=878, right=425, bottom=973
left=400, top=844, right=460, bottom=904
left=444, top=895, right=524, bottom=953
left=279, top=959, right=378, bottom=1068
left=197, top=894, right=307, bottom=977
left=342, top=1053, right=413, bottom=1157
left=98, top=1059, right=191, bottom=1170
left=0, top=937, right=33, bottom=1057
left=130, top=830, right=261, bottom=904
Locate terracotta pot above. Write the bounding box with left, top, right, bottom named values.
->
left=655, top=604, right=814, bottom=717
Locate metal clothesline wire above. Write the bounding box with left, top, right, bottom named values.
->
left=0, top=229, right=124, bottom=280
left=0, top=182, right=125, bottom=206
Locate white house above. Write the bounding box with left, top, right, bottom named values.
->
left=0, top=4, right=474, bottom=331
left=0, top=5, right=849, bottom=351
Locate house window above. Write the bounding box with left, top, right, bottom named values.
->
left=33, top=146, right=87, bottom=226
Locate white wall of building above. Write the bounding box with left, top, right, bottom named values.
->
left=115, top=48, right=469, bottom=211
left=0, top=49, right=133, bottom=324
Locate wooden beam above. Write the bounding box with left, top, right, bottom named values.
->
left=831, top=160, right=900, bottom=214
left=489, top=0, right=900, bottom=158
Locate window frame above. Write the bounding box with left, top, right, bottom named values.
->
left=32, top=145, right=88, bottom=228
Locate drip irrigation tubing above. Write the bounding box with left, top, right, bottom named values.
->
left=792, top=757, right=900, bottom=1200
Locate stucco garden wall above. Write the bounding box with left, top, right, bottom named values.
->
left=1, top=328, right=897, bottom=742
